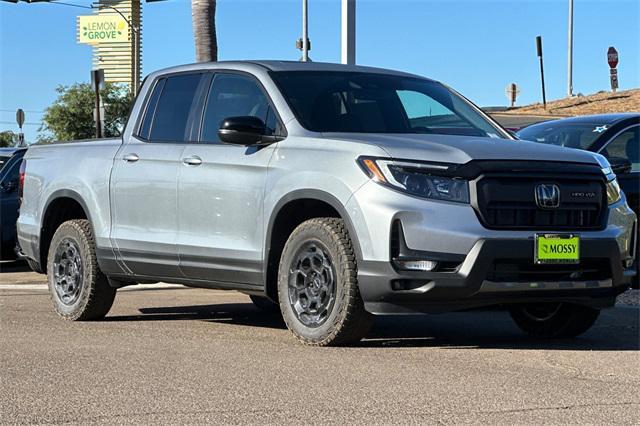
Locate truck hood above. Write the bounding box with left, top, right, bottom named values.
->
left=321, top=133, right=603, bottom=166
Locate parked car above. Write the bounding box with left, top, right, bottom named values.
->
left=517, top=114, right=639, bottom=287
left=0, top=147, right=27, bottom=259
left=0, top=147, right=20, bottom=171
left=17, top=62, right=636, bottom=346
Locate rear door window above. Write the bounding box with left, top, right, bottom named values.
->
left=146, top=73, right=203, bottom=142
left=601, top=126, right=639, bottom=172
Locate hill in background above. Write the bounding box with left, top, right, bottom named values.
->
left=489, top=88, right=639, bottom=128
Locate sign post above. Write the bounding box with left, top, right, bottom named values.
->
left=607, top=46, right=619, bottom=93
left=505, top=83, right=520, bottom=108
left=91, top=69, right=105, bottom=139
left=536, top=36, right=547, bottom=109
left=15, top=108, right=25, bottom=146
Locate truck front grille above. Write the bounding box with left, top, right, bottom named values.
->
left=474, top=176, right=606, bottom=230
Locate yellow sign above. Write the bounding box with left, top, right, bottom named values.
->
left=78, top=15, right=128, bottom=44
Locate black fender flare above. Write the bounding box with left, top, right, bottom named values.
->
left=39, top=189, right=94, bottom=264
left=265, top=189, right=363, bottom=262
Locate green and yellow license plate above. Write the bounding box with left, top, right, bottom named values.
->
left=535, top=234, right=580, bottom=264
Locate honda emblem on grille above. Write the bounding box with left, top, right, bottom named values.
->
left=535, top=184, right=561, bottom=209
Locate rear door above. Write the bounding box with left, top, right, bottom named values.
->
left=177, top=72, right=282, bottom=285
left=111, top=72, right=204, bottom=277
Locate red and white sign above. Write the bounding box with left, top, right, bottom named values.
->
left=607, top=46, right=618, bottom=68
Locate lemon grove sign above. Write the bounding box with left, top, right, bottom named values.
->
left=78, top=15, right=129, bottom=44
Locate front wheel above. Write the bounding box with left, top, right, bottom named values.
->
left=278, top=218, right=372, bottom=346
left=509, top=303, right=600, bottom=338
left=47, top=220, right=116, bottom=321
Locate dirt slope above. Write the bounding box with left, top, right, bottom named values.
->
left=507, top=89, right=639, bottom=117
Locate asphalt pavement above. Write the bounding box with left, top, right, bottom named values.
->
left=1, top=262, right=638, bottom=424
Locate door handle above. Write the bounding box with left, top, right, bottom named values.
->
left=122, top=153, right=139, bottom=162
left=182, top=155, right=203, bottom=166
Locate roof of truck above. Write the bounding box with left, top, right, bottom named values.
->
left=151, top=60, right=425, bottom=79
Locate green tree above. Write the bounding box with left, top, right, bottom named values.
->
left=0, top=131, right=15, bottom=148
left=39, top=83, right=133, bottom=142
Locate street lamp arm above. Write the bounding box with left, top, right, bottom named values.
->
left=92, top=4, right=138, bottom=34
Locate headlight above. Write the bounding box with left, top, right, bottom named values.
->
left=358, top=157, right=470, bottom=203
left=606, top=178, right=621, bottom=205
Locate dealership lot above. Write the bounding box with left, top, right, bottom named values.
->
left=1, top=265, right=638, bottom=424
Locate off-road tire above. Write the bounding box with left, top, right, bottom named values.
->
left=278, top=218, right=373, bottom=346
left=249, top=295, right=280, bottom=314
left=47, top=220, right=116, bottom=321
left=509, top=303, right=600, bottom=338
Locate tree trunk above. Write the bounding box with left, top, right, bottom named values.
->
left=192, top=0, right=218, bottom=62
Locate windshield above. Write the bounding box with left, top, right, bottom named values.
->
left=271, top=71, right=508, bottom=138
left=517, top=121, right=609, bottom=150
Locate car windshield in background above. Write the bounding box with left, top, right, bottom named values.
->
left=517, top=122, right=608, bottom=150
left=271, top=71, right=507, bottom=138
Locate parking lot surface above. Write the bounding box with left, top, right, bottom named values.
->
left=1, top=264, right=639, bottom=424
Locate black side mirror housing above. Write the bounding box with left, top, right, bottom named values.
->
left=609, top=157, right=632, bottom=175
left=218, top=116, right=269, bottom=146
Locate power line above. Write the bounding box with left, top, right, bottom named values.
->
left=0, top=109, right=44, bottom=114
left=0, top=121, right=42, bottom=126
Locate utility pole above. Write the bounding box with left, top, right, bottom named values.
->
left=341, top=0, right=356, bottom=65
left=567, top=0, right=574, bottom=97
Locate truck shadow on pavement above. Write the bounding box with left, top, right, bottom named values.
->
left=105, top=302, right=639, bottom=351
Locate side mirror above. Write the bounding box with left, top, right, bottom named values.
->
left=218, top=116, right=266, bottom=146
left=609, top=157, right=632, bottom=175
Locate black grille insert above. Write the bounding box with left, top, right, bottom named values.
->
left=487, top=259, right=611, bottom=282
left=474, top=176, right=606, bottom=230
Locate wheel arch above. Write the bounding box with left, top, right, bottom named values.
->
left=264, top=189, right=362, bottom=301
left=38, top=189, right=93, bottom=272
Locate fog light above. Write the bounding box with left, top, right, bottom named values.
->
left=395, top=260, right=438, bottom=271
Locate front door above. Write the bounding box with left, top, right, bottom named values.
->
left=111, top=72, right=203, bottom=278
left=177, top=72, right=282, bottom=285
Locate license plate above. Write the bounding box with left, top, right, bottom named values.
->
left=535, top=234, right=580, bottom=264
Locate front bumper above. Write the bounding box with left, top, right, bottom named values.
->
left=358, top=237, right=634, bottom=314
left=347, top=181, right=637, bottom=315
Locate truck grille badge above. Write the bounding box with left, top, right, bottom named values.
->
left=535, top=184, right=561, bottom=209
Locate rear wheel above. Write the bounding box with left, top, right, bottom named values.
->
left=47, top=220, right=116, bottom=321
left=509, top=303, right=600, bottom=338
left=277, top=218, right=372, bottom=346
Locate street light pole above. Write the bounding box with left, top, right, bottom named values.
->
left=567, top=0, right=574, bottom=97
left=341, top=0, right=356, bottom=65
left=301, top=0, right=309, bottom=62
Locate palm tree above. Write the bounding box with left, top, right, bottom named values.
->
left=192, top=0, right=218, bottom=62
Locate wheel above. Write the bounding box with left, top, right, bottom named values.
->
left=509, top=303, right=600, bottom=338
left=249, top=295, right=280, bottom=314
left=277, top=218, right=372, bottom=346
left=47, top=219, right=116, bottom=321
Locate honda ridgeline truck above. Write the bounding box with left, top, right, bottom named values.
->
left=17, top=61, right=637, bottom=345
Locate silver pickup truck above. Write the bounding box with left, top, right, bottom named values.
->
left=18, top=61, right=636, bottom=346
